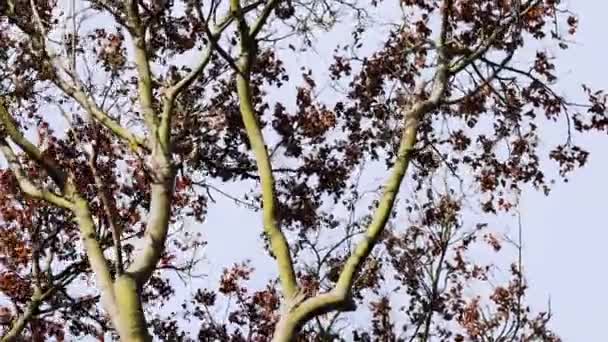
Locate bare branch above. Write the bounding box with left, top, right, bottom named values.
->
left=445, top=51, right=514, bottom=105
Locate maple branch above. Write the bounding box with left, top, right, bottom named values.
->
left=230, top=0, right=299, bottom=300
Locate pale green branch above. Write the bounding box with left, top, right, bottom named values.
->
left=126, top=0, right=161, bottom=150
left=159, top=6, right=240, bottom=143
left=125, top=182, right=173, bottom=286
left=0, top=100, right=67, bottom=187
left=250, top=0, right=281, bottom=38
left=71, top=195, right=118, bottom=318
left=272, top=2, right=453, bottom=339
left=0, top=140, right=73, bottom=210
left=54, top=79, right=146, bottom=150
left=122, top=0, right=176, bottom=290
left=230, top=0, right=299, bottom=300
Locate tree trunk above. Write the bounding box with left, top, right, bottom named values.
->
left=112, top=276, right=151, bottom=342
left=272, top=314, right=299, bottom=342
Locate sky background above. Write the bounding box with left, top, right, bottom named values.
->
left=517, top=2, right=607, bottom=340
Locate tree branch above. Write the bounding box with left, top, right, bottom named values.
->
left=230, top=0, right=299, bottom=300
left=250, top=0, right=281, bottom=39
left=160, top=4, right=240, bottom=142
left=0, top=100, right=67, bottom=188
left=71, top=195, right=118, bottom=318
left=272, top=2, right=453, bottom=340
left=2, top=2, right=146, bottom=151
left=126, top=0, right=161, bottom=150
left=89, top=138, right=124, bottom=275
left=0, top=140, right=73, bottom=209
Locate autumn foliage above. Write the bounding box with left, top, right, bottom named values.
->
left=0, top=0, right=605, bottom=341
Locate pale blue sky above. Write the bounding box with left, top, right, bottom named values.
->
left=520, top=2, right=608, bottom=340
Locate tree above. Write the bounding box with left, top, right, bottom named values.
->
left=0, top=0, right=605, bottom=340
